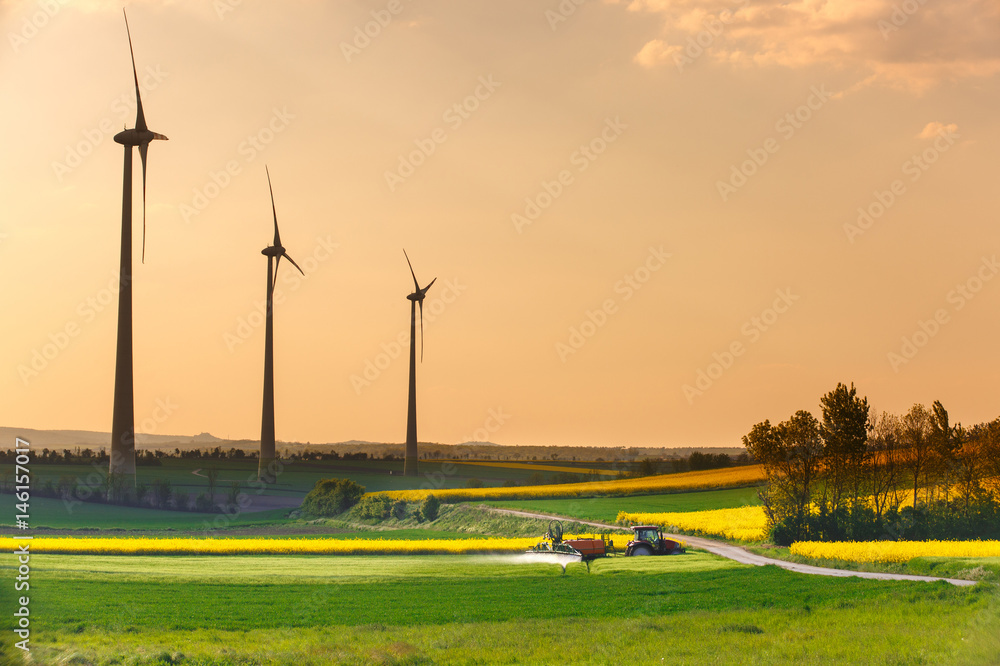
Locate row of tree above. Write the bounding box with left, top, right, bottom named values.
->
left=743, top=383, right=1000, bottom=544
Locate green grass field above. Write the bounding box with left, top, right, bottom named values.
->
left=483, top=486, right=762, bottom=523
left=13, top=496, right=290, bottom=531
left=18, top=457, right=622, bottom=503
left=4, top=552, right=997, bottom=664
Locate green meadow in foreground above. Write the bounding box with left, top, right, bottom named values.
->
left=5, top=552, right=998, bottom=665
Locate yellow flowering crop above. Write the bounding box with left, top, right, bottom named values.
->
left=617, top=506, right=768, bottom=542
left=376, top=465, right=764, bottom=503
left=0, top=535, right=632, bottom=556
left=790, top=540, right=1000, bottom=563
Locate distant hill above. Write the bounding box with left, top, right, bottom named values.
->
left=1, top=427, right=745, bottom=460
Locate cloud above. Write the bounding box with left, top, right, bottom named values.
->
left=613, top=0, right=1000, bottom=92
left=917, top=122, right=959, bottom=139
left=634, top=38, right=684, bottom=68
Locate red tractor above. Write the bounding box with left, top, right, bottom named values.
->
left=625, top=525, right=685, bottom=556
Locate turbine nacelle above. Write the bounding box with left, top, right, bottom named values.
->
left=114, top=128, right=168, bottom=146
left=262, top=245, right=285, bottom=257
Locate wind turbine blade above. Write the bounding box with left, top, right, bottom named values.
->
left=266, top=166, right=280, bottom=248
left=139, top=142, right=148, bottom=263
left=283, top=252, right=305, bottom=276
left=422, top=277, right=437, bottom=296
left=419, top=300, right=425, bottom=362
left=123, top=10, right=147, bottom=133
left=403, top=249, right=420, bottom=292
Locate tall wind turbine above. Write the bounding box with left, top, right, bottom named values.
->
left=403, top=250, right=436, bottom=477
left=259, top=167, right=304, bottom=483
left=109, top=10, right=168, bottom=485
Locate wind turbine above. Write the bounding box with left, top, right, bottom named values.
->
left=259, top=167, right=304, bottom=483
left=403, top=250, right=436, bottom=477
left=109, top=10, right=168, bottom=485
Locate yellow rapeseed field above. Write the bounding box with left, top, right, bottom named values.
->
left=617, top=506, right=768, bottom=542
left=790, top=540, right=1000, bottom=563
left=375, top=465, right=764, bottom=503
left=0, top=535, right=632, bottom=556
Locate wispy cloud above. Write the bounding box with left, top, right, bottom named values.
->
left=918, top=121, right=958, bottom=139
left=613, top=0, right=1000, bottom=92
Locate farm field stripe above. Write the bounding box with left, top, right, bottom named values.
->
left=446, top=461, right=619, bottom=476
left=0, top=535, right=633, bottom=556
left=617, top=506, right=768, bottom=542
left=373, top=466, right=765, bottom=503
left=791, top=540, right=1000, bottom=563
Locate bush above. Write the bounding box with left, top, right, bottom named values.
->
left=466, top=478, right=484, bottom=489
left=152, top=479, right=172, bottom=509
left=226, top=481, right=243, bottom=509
left=135, top=483, right=149, bottom=507
left=301, top=478, right=366, bottom=517
left=420, top=494, right=440, bottom=522
left=194, top=493, right=215, bottom=513
left=357, top=494, right=393, bottom=520
left=391, top=500, right=408, bottom=520
left=173, top=491, right=190, bottom=511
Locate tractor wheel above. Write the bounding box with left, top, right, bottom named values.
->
left=631, top=545, right=653, bottom=556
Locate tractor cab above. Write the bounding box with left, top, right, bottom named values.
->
left=633, top=526, right=661, bottom=546
left=625, top=525, right=685, bottom=556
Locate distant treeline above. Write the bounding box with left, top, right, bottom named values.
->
left=0, top=445, right=747, bottom=469
left=744, top=382, right=1000, bottom=545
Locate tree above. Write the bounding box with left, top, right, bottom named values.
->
left=867, top=411, right=904, bottom=519
left=420, top=494, right=440, bottom=522
left=205, top=466, right=220, bottom=502
left=929, top=400, right=960, bottom=502
left=901, top=404, right=934, bottom=507
left=819, top=382, right=870, bottom=511
left=300, top=478, right=365, bottom=517
left=743, top=411, right=824, bottom=542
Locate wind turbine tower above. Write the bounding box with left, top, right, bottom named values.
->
left=403, top=250, right=436, bottom=477
left=259, top=168, right=304, bottom=482
left=109, top=11, right=168, bottom=484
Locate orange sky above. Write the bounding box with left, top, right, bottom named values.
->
left=2, top=0, right=999, bottom=447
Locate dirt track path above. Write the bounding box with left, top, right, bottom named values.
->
left=489, top=507, right=976, bottom=587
